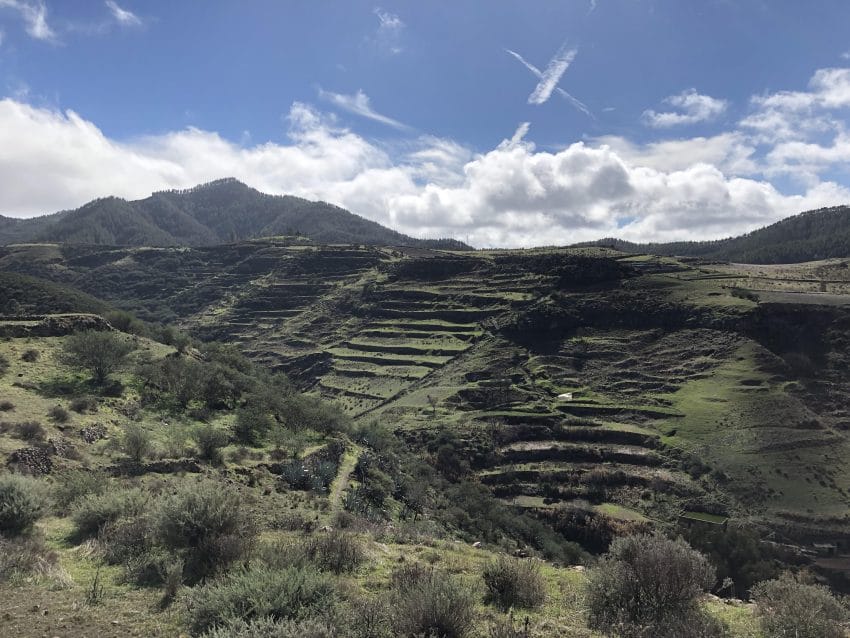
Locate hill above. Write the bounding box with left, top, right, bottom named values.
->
left=581, top=205, right=850, bottom=263
left=0, top=178, right=470, bottom=250
left=2, top=242, right=850, bottom=634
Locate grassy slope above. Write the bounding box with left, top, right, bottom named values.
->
left=0, top=332, right=765, bottom=638
left=1, top=245, right=849, bottom=557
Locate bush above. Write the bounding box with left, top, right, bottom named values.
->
left=751, top=572, right=849, bottom=638
left=0, top=534, right=62, bottom=585
left=20, top=349, right=39, bottom=363
left=192, top=425, right=229, bottom=464
left=586, top=534, right=718, bottom=637
left=72, top=487, right=148, bottom=539
left=344, top=595, right=392, bottom=638
left=49, top=405, right=70, bottom=423
left=0, top=400, right=14, bottom=412
left=203, top=617, right=339, bottom=638
left=121, top=423, right=153, bottom=464
left=52, top=469, right=107, bottom=514
left=301, top=531, right=363, bottom=574
left=0, top=474, right=48, bottom=536
left=0, top=354, right=8, bottom=376
left=234, top=404, right=275, bottom=446
left=12, top=421, right=45, bottom=441
left=482, top=556, right=546, bottom=611
left=62, top=330, right=134, bottom=385
left=70, top=396, right=98, bottom=414
left=392, top=566, right=476, bottom=638
left=187, top=566, right=337, bottom=634
left=155, top=480, right=256, bottom=583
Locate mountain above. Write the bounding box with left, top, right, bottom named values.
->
left=0, top=178, right=470, bottom=250
left=579, top=205, right=850, bottom=263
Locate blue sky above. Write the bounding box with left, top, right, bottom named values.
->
left=1, top=0, right=850, bottom=246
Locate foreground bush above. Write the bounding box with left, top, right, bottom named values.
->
left=751, top=572, right=849, bottom=638
left=586, top=534, right=720, bottom=637
left=0, top=534, right=64, bottom=585
left=301, top=531, right=363, bottom=574
left=0, top=474, right=48, bottom=537
left=62, top=330, right=134, bottom=385
left=482, top=556, right=546, bottom=611
left=155, top=480, right=256, bottom=583
left=187, top=566, right=337, bottom=634
left=72, top=487, right=148, bottom=539
left=52, top=469, right=108, bottom=515
left=203, top=617, right=339, bottom=638
left=392, top=565, right=476, bottom=638
left=122, top=423, right=153, bottom=463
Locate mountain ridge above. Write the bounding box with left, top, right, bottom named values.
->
left=577, top=205, right=850, bottom=264
left=0, top=178, right=470, bottom=250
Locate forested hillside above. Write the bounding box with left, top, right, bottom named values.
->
left=0, top=178, right=469, bottom=250
left=581, top=206, right=850, bottom=263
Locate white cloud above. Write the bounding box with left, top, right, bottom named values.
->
left=842, top=51, right=850, bottom=61
left=0, top=0, right=55, bottom=41
left=642, top=89, right=727, bottom=127
left=318, top=89, right=411, bottom=131
left=105, top=1, right=141, bottom=27
left=528, top=43, right=578, bottom=105
left=1, top=97, right=847, bottom=248
left=592, top=132, right=757, bottom=175
left=369, top=7, right=404, bottom=55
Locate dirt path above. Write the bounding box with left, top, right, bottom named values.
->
left=328, top=442, right=362, bottom=517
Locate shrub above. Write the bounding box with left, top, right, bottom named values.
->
left=301, top=531, right=363, bottom=574
left=392, top=566, right=476, bottom=638
left=0, top=534, right=62, bottom=585
left=203, top=617, right=339, bottom=638
left=482, top=556, right=546, bottom=611
left=187, top=566, right=337, bottom=634
left=155, top=480, right=256, bottom=583
left=20, top=349, right=39, bottom=363
left=70, top=396, right=98, bottom=414
left=72, top=487, right=148, bottom=539
left=52, top=469, right=108, bottom=515
left=0, top=354, right=8, bottom=376
left=192, top=425, right=229, bottom=464
left=751, top=572, right=849, bottom=638
left=62, top=330, right=134, bottom=385
left=13, top=421, right=45, bottom=442
left=121, top=423, right=153, bottom=464
left=234, top=404, right=275, bottom=446
left=344, top=595, right=392, bottom=638
left=49, top=405, right=70, bottom=423
left=0, top=400, right=14, bottom=412
left=0, top=474, right=48, bottom=536
left=586, top=534, right=718, bottom=637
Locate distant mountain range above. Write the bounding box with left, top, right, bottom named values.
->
left=3, top=179, right=849, bottom=263
left=578, top=205, right=850, bottom=264
left=0, top=178, right=470, bottom=250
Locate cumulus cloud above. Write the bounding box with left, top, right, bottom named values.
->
left=642, top=89, right=727, bottom=128
left=0, top=0, right=55, bottom=41
left=1, top=97, right=848, bottom=248
left=318, top=89, right=412, bottom=131
left=105, top=0, right=141, bottom=27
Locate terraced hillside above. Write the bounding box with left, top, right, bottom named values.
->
left=2, top=241, right=850, bottom=558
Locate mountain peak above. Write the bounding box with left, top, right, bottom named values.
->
left=0, top=180, right=471, bottom=250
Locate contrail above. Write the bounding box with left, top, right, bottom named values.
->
left=505, top=47, right=593, bottom=118
left=528, top=43, right=576, bottom=105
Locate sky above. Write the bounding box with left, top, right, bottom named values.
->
left=1, top=1, right=850, bottom=247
